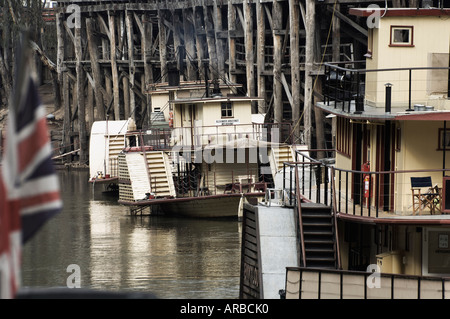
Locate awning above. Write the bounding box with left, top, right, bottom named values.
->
left=395, top=111, right=450, bottom=121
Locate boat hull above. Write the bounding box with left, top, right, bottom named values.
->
left=160, top=195, right=242, bottom=218
left=118, top=193, right=265, bottom=218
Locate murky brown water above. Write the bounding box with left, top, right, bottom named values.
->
left=21, top=170, right=242, bottom=299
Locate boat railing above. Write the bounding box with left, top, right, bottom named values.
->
left=129, top=129, right=172, bottom=150
left=333, top=167, right=450, bottom=218
left=285, top=266, right=450, bottom=299
left=170, top=122, right=293, bottom=148
left=284, top=153, right=450, bottom=217
left=323, top=62, right=450, bottom=114
left=173, top=165, right=268, bottom=198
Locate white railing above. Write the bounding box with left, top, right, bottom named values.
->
left=285, top=267, right=450, bottom=299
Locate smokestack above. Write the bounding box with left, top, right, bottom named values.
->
left=385, top=83, right=392, bottom=114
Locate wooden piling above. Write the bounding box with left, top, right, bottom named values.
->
left=290, top=0, right=301, bottom=144
left=75, top=23, right=87, bottom=164
left=273, top=0, right=283, bottom=126
left=109, top=11, right=121, bottom=120
left=53, top=0, right=370, bottom=163
left=86, top=17, right=106, bottom=121
left=256, top=0, right=266, bottom=114
left=243, top=0, right=255, bottom=104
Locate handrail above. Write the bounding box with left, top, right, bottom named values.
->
left=330, top=167, right=341, bottom=270
left=283, top=149, right=450, bottom=217
left=323, top=62, right=450, bottom=113
left=295, top=165, right=307, bottom=268
left=323, top=62, right=450, bottom=74
left=333, top=167, right=450, bottom=175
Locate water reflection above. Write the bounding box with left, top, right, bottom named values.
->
left=22, top=170, right=241, bottom=299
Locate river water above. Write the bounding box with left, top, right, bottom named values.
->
left=21, top=170, right=242, bottom=299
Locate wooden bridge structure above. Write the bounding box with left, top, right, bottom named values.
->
left=54, top=0, right=414, bottom=164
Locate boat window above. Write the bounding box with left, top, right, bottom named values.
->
left=389, top=26, right=414, bottom=47
left=221, top=102, right=233, bottom=118
left=337, top=117, right=351, bottom=157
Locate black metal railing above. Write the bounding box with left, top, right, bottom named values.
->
left=283, top=149, right=450, bottom=217
left=323, top=62, right=450, bottom=114
left=323, top=62, right=366, bottom=114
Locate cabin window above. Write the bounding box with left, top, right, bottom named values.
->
left=336, top=117, right=351, bottom=157
left=221, top=102, right=233, bottom=118
left=438, top=128, right=450, bottom=150
left=389, top=26, right=414, bottom=47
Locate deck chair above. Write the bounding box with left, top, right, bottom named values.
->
left=411, top=177, right=441, bottom=215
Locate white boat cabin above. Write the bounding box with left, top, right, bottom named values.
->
left=89, top=118, right=138, bottom=181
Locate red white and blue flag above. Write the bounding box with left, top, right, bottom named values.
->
left=0, top=69, right=62, bottom=298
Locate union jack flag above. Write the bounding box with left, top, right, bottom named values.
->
left=0, top=68, right=62, bottom=298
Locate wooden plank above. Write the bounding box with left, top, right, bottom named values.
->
left=244, top=240, right=258, bottom=252
left=142, top=12, right=154, bottom=126
left=203, top=4, right=218, bottom=80
left=159, top=10, right=168, bottom=83
left=281, top=72, right=293, bottom=108
left=86, top=17, right=106, bottom=121
left=245, top=225, right=257, bottom=237
left=74, top=22, right=87, bottom=164
left=126, top=11, right=136, bottom=121
left=213, top=0, right=226, bottom=79
left=227, top=1, right=237, bottom=83
left=109, top=11, right=121, bottom=120
left=290, top=0, right=301, bottom=144
left=243, top=0, right=255, bottom=102
left=63, top=21, right=76, bottom=46
left=183, top=8, right=196, bottom=80
left=304, top=0, right=314, bottom=148
left=97, top=14, right=111, bottom=40
left=133, top=12, right=144, bottom=36
left=56, top=12, right=65, bottom=92
left=193, top=7, right=206, bottom=81
left=272, top=0, right=283, bottom=125
left=256, top=0, right=266, bottom=113
left=329, top=6, right=368, bottom=37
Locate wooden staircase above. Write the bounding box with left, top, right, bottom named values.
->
left=145, top=151, right=176, bottom=198
left=300, top=203, right=337, bottom=269
left=269, top=145, right=295, bottom=179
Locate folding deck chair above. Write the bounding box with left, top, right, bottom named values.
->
left=411, top=176, right=441, bottom=215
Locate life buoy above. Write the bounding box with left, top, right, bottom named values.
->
left=169, top=111, right=173, bottom=128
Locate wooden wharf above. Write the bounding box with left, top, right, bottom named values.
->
left=53, top=0, right=415, bottom=164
